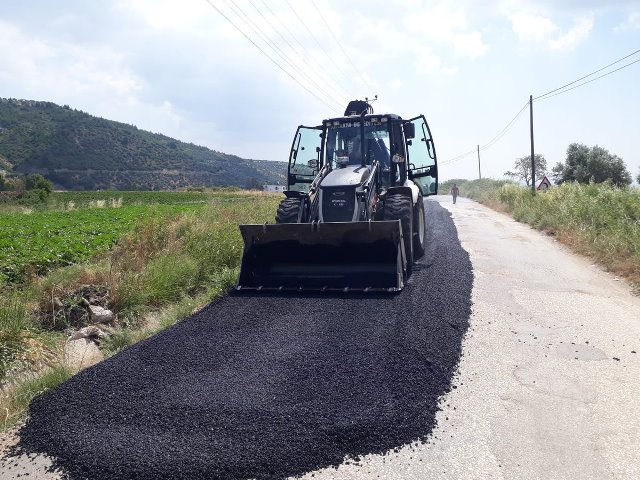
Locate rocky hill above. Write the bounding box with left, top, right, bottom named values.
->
left=0, top=98, right=287, bottom=190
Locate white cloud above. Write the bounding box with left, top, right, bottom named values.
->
left=115, top=0, right=210, bottom=33
left=442, top=66, right=459, bottom=76
left=614, top=11, right=640, bottom=31
left=509, top=12, right=559, bottom=43
left=508, top=10, right=593, bottom=51
left=452, top=32, right=490, bottom=57
left=0, top=19, right=192, bottom=141
left=549, top=15, right=594, bottom=51
left=414, top=52, right=443, bottom=74
left=387, top=78, right=404, bottom=90
left=403, top=3, right=489, bottom=58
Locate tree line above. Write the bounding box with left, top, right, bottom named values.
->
left=504, top=143, right=638, bottom=187
left=0, top=173, right=54, bottom=204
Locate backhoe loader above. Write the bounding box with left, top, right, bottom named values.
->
left=237, top=100, right=438, bottom=292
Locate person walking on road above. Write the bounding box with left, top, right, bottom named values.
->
left=450, top=183, right=460, bottom=204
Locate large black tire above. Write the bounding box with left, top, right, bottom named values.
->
left=412, top=194, right=426, bottom=259
left=275, top=197, right=303, bottom=223
left=384, top=194, right=413, bottom=272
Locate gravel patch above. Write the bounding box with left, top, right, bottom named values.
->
left=14, top=200, right=473, bottom=479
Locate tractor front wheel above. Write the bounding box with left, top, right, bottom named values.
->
left=275, top=197, right=304, bottom=223
left=384, top=194, right=414, bottom=272
left=413, top=194, right=426, bottom=259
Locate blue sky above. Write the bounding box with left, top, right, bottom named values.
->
left=1, top=0, right=639, bottom=183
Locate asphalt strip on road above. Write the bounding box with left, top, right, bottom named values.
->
left=12, top=200, right=473, bottom=480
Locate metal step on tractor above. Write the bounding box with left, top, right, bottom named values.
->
left=237, top=99, right=438, bottom=292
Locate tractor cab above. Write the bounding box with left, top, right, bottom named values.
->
left=287, top=112, right=438, bottom=196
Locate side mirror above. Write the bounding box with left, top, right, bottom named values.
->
left=404, top=122, right=415, bottom=139
left=307, top=159, right=318, bottom=169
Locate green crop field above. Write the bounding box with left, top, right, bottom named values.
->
left=48, top=190, right=212, bottom=208
left=0, top=203, right=203, bottom=283
left=0, top=190, right=282, bottom=284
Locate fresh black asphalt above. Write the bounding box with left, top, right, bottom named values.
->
left=15, top=199, right=473, bottom=480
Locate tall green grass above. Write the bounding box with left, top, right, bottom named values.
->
left=0, top=296, right=32, bottom=378
left=1, top=365, right=73, bottom=430
left=496, top=183, right=640, bottom=281
left=111, top=195, right=280, bottom=313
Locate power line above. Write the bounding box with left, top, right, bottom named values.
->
left=284, top=0, right=360, bottom=95
left=534, top=47, right=640, bottom=100
left=246, top=0, right=353, bottom=102
left=203, top=0, right=338, bottom=112
left=310, top=0, right=375, bottom=94
left=221, top=0, right=344, bottom=111
left=257, top=0, right=356, bottom=98
left=444, top=49, right=640, bottom=169
left=535, top=57, right=640, bottom=102
left=480, top=101, right=529, bottom=150
left=258, top=0, right=313, bottom=61
left=441, top=101, right=529, bottom=165
left=439, top=148, right=476, bottom=166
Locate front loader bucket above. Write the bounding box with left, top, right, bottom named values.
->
left=236, top=221, right=407, bottom=292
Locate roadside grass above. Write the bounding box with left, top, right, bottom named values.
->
left=497, top=182, right=640, bottom=286
left=457, top=179, right=640, bottom=289
left=0, top=297, right=32, bottom=379
left=0, top=190, right=280, bottom=431
left=1, top=366, right=73, bottom=431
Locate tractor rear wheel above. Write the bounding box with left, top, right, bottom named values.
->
left=275, top=197, right=303, bottom=223
left=384, top=194, right=414, bottom=272
left=413, top=194, right=426, bottom=259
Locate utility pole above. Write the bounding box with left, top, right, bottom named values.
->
left=529, top=95, right=535, bottom=194
left=477, top=144, right=481, bottom=179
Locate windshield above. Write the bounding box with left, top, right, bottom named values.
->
left=325, top=120, right=391, bottom=168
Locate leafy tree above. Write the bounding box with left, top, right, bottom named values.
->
left=244, top=177, right=262, bottom=190
left=637, top=167, right=640, bottom=185
left=553, top=143, right=631, bottom=187
left=504, top=154, right=547, bottom=186
left=25, top=173, right=53, bottom=193
left=0, top=175, right=5, bottom=191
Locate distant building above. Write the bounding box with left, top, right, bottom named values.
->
left=263, top=185, right=285, bottom=192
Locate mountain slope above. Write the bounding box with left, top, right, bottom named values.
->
left=0, top=98, right=287, bottom=190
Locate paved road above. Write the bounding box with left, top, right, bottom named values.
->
left=305, top=195, right=640, bottom=479
left=2, top=195, right=639, bottom=479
